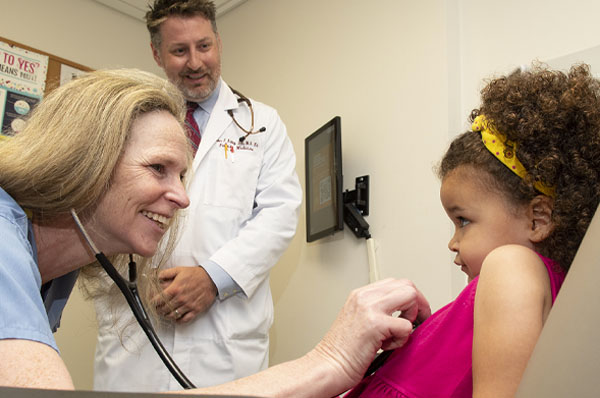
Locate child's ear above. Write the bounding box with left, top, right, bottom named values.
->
left=528, top=195, right=554, bottom=242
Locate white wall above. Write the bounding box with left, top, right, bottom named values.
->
left=218, top=0, right=600, bottom=367
left=0, top=0, right=159, bottom=73
left=458, top=0, right=600, bottom=120
left=217, top=0, right=458, bottom=364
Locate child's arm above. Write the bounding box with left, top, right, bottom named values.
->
left=472, top=244, right=553, bottom=398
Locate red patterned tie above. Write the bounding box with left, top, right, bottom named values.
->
left=185, top=101, right=201, bottom=154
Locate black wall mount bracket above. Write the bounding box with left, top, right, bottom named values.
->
left=343, top=175, right=370, bottom=239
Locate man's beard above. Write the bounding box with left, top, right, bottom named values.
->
left=177, top=68, right=219, bottom=102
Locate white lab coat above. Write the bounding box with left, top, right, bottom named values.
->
left=93, top=80, right=302, bottom=391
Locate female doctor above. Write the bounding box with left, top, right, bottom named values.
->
left=94, top=78, right=305, bottom=391
left=0, top=68, right=430, bottom=397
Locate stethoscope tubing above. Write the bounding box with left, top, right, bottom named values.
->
left=94, top=252, right=196, bottom=389
left=229, top=88, right=266, bottom=143
left=70, top=209, right=195, bottom=389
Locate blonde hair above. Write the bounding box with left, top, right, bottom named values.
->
left=0, top=69, right=191, bottom=318
left=0, top=68, right=186, bottom=219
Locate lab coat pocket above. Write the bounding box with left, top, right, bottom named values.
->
left=203, top=145, right=261, bottom=213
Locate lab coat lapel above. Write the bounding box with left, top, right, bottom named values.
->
left=192, top=81, right=238, bottom=170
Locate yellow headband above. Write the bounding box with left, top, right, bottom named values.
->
left=472, top=115, right=555, bottom=197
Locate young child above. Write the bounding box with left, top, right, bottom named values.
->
left=345, top=64, right=600, bottom=398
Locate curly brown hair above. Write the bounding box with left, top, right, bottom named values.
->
left=146, top=0, right=217, bottom=49
left=438, top=64, right=600, bottom=271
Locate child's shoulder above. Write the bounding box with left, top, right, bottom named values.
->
left=477, top=244, right=553, bottom=322
left=481, top=245, right=550, bottom=289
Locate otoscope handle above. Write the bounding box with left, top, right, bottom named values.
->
left=95, top=253, right=196, bottom=389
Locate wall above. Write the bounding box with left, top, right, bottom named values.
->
left=0, top=0, right=159, bottom=74
left=218, top=0, right=600, bottom=369
left=217, top=0, right=457, bottom=364
left=458, top=0, right=600, bottom=118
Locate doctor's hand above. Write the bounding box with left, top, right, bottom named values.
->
left=307, top=278, right=431, bottom=395
left=152, top=266, right=218, bottom=324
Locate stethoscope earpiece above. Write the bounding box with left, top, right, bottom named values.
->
left=238, top=126, right=266, bottom=143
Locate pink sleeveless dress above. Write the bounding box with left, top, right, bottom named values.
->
left=344, top=254, right=565, bottom=398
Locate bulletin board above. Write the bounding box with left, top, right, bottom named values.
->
left=0, top=37, right=92, bottom=136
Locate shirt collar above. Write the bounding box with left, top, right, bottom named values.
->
left=197, top=79, right=221, bottom=114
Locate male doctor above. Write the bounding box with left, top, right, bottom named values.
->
left=93, top=0, right=302, bottom=391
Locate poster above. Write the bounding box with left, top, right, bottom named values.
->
left=60, top=64, right=87, bottom=86
left=0, top=41, right=48, bottom=136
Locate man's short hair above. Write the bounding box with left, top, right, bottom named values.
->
left=146, top=0, right=218, bottom=49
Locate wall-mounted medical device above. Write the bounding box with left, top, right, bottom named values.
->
left=304, top=116, right=379, bottom=281
left=305, top=116, right=372, bottom=242
left=305, top=116, right=344, bottom=242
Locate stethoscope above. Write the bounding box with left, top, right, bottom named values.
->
left=228, top=88, right=266, bottom=143
left=70, top=209, right=196, bottom=389
left=71, top=205, right=412, bottom=390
